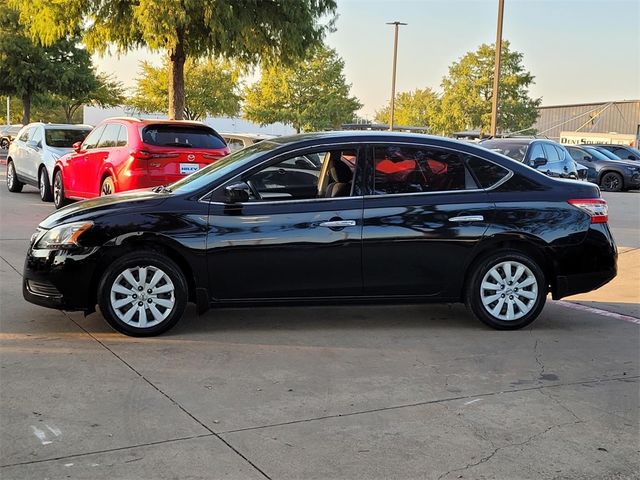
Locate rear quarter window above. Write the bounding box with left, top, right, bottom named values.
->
left=141, top=125, right=226, bottom=149
left=466, top=156, right=510, bottom=189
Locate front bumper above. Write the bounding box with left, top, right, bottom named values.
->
left=23, top=246, right=102, bottom=311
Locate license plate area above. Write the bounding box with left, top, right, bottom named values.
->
left=180, top=163, right=200, bottom=175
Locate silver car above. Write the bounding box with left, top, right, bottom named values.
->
left=6, top=123, right=92, bottom=201
left=221, top=132, right=276, bottom=153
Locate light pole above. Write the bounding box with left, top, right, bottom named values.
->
left=490, top=0, right=505, bottom=137
left=387, top=21, right=407, bottom=132
left=6, top=97, right=9, bottom=125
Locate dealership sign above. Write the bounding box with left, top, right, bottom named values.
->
left=559, top=131, right=636, bottom=146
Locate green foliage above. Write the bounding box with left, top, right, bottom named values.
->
left=128, top=58, right=242, bottom=120
left=10, top=0, right=338, bottom=119
left=375, top=88, right=440, bottom=127
left=244, top=46, right=362, bottom=133
left=437, top=41, right=541, bottom=135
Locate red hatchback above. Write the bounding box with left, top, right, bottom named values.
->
left=52, top=118, right=229, bottom=209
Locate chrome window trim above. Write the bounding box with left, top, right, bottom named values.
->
left=198, top=140, right=515, bottom=205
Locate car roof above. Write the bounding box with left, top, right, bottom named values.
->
left=265, top=130, right=484, bottom=147
left=221, top=132, right=276, bottom=140
left=24, top=122, right=92, bottom=129
left=105, top=117, right=211, bottom=128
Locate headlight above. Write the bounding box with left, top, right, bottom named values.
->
left=34, top=221, right=93, bottom=249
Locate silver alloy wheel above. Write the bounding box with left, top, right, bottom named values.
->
left=53, top=174, right=62, bottom=205
left=480, top=261, right=538, bottom=321
left=39, top=170, right=46, bottom=198
left=109, top=265, right=176, bottom=328
left=101, top=177, right=114, bottom=196
left=7, top=163, right=14, bottom=188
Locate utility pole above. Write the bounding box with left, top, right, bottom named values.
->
left=490, top=0, right=505, bottom=137
left=387, top=21, right=407, bottom=132
left=6, top=97, right=9, bottom=125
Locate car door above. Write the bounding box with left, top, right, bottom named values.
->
left=12, top=126, right=34, bottom=179
left=86, top=123, right=120, bottom=195
left=205, top=145, right=364, bottom=300
left=68, top=124, right=105, bottom=196
left=362, top=143, right=496, bottom=297
left=23, top=126, right=43, bottom=181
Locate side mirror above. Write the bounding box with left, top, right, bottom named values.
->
left=532, top=157, right=547, bottom=168
left=583, top=156, right=592, bottom=162
left=72, top=141, right=82, bottom=153
left=26, top=140, right=40, bottom=150
left=224, top=182, right=250, bottom=204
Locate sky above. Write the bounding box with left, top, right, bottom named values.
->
left=93, top=0, right=640, bottom=119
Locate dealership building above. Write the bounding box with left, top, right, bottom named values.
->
left=533, top=99, right=640, bottom=146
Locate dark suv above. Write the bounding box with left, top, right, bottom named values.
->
left=479, top=138, right=580, bottom=179
left=590, top=144, right=640, bottom=162
left=566, top=145, right=640, bottom=191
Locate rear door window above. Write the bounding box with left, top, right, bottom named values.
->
left=82, top=125, right=106, bottom=150
left=542, top=143, right=560, bottom=163
left=141, top=125, right=226, bottom=149
left=116, top=125, right=128, bottom=146
left=30, top=127, right=43, bottom=145
left=97, top=124, right=121, bottom=148
left=526, top=143, right=545, bottom=163
left=373, top=145, right=475, bottom=194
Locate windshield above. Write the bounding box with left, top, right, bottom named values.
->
left=593, top=147, right=620, bottom=160
left=480, top=140, right=527, bottom=162
left=169, top=140, right=280, bottom=194
left=582, top=147, right=613, bottom=161
left=45, top=128, right=91, bottom=148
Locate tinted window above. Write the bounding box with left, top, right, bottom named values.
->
left=44, top=128, right=91, bottom=148
left=116, top=125, right=128, bottom=147
left=373, top=146, right=471, bottom=194
left=466, top=157, right=510, bottom=188
left=97, top=124, right=121, bottom=148
left=567, top=147, right=588, bottom=161
left=31, top=127, right=43, bottom=145
left=141, top=125, right=225, bottom=149
left=18, top=127, right=33, bottom=142
left=583, top=147, right=612, bottom=161
left=527, top=142, right=545, bottom=162
left=82, top=125, right=106, bottom=150
left=594, top=147, right=620, bottom=160
left=542, top=143, right=560, bottom=162
left=480, top=140, right=527, bottom=162
left=613, top=147, right=639, bottom=159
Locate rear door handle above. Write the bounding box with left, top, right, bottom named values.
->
left=319, top=220, right=356, bottom=228
left=449, top=215, right=484, bottom=222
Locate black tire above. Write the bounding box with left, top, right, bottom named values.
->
left=38, top=167, right=53, bottom=202
left=0, top=138, right=9, bottom=149
left=53, top=170, right=68, bottom=209
left=6, top=160, right=23, bottom=193
left=97, top=251, right=188, bottom=336
left=600, top=172, right=623, bottom=192
left=465, top=250, right=547, bottom=330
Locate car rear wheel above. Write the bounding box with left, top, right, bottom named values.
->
left=465, top=250, right=547, bottom=330
left=600, top=172, right=623, bottom=192
left=53, top=170, right=68, bottom=209
left=101, top=176, right=115, bottom=196
left=98, top=251, right=188, bottom=336
left=39, top=168, right=53, bottom=202
left=0, top=138, right=9, bottom=149
left=7, top=160, right=23, bottom=193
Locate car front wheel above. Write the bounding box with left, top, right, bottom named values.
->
left=600, top=172, right=623, bottom=192
left=98, top=251, right=188, bottom=336
left=465, top=250, right=547, bottom=330
left=7, top=160, right=23, bottom=193
left=53, top=170, right=68, bottom=209
left=39, top=168, right=53, bottom=202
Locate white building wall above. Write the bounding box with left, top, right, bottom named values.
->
left=83, top=106, right=296, bottom=136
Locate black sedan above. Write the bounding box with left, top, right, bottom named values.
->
left=23, top=132, right=617, bottom=336
left=566, top=145, right=640, bottom=191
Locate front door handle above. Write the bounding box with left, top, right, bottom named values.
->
left=319, top=220, right=356, bottom=228
left=449, top=215, right=484, bottom=222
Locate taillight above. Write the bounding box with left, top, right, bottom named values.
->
left=131, top=149, right=179, bottom=160
left=567, top=198, right=608, bottom=223
left=202, top=153, right=223, bottom=160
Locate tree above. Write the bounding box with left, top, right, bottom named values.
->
left=0, top=1, right=69, bottom=123
left=436, top=41, right=540, bottom=135
left=128, top=58, right=242, bottom=120
left=375, top=88, right=441, bottom=128
left=244, top=46, right=362, bottom=133
left=12, top=0, right=337, bottom=120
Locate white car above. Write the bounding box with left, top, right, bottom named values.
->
left=6, top=123, right=92, bottom=201
left=221, top=132, right=276, bottom=153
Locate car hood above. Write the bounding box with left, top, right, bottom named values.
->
left=39, top=190, right=169, bottom=229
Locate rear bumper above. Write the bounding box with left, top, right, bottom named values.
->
left=550, top=223, right=617, bottom=299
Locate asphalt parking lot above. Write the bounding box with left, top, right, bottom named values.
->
left=0, top=167, right=638, bottom=479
